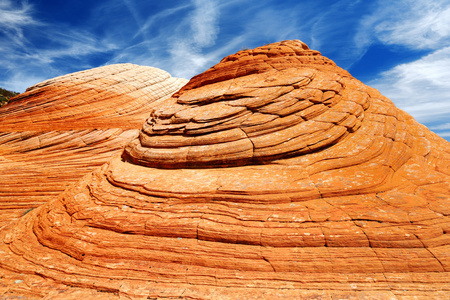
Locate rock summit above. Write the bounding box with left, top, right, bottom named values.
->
left=0, top=40, right=449, bottom=299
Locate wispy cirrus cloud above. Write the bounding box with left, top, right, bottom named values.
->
left=0, top=0, right=42, bottom=91
left=322, top=0, right=450, bottom=71
left=370, top=47, right=450, bottom=122
left=0, top=0, right=38, bottom=51
left=100, top=0, right=222, bottom=79
left=373, top=0, right=450, bottom=50
left=166, top=0, right=220, bottom=78
left=190, top=0, right=219, bottom=47
left=363, top=0, right=450, bottom=140
left=0, top=0, right=36, bottom=39
left=429, top=123, right=450, bottom=131
left=1, top=0, right=449, bottom=141
left=353, top=0, right=450, bottom=63
left=0, top=0, right=334, bottom=91
left=309, top=0, right=376, bottom=68
left=427, top=122, right=450, bottom=140
left=113, top=0, right=316, bottom=79
left=0, top=1, right=119, bottom=92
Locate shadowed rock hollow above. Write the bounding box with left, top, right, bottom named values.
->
left=0, top=40, right=449, bottom=299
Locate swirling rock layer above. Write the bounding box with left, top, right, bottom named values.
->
left=1, top=41, right=449, bottom=299
left=0, top=64, right=187, bottom=228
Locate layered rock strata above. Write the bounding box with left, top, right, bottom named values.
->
left=0, top=64, right=187, bottom=227
left=0, top=41, right=449, bottom=299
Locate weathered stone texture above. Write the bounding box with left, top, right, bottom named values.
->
left=0, top=64, right=187, bottom=227
left=0, top=41, right=449, bottom=299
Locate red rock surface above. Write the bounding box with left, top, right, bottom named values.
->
left=0, top=64, right=187, bottom=228
left=0, top=41, right=449, bottom=299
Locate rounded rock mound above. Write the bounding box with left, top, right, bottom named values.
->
left=1, top=63, right=187, bottom=131
left=0, top=64, right=187, bottom=227
left=0, top=41, right=449, bottom=299
left=123, top=40, right=355, bottom=168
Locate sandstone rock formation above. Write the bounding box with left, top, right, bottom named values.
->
left=0, top=64, right=187, bottom=228
left=0, top=41, right=449, bottom=299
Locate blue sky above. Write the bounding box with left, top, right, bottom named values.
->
left=1, top=0, right=449, bottom=140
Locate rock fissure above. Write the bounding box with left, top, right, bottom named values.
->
left=0, top=40, right=448, bottom=298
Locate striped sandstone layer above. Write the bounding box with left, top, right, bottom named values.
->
left=0, top=41, right=449, bottom=299
left=0, top=64, right=187, bottom=228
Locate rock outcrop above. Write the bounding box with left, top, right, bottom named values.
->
left=0, top=64, right=187, bottom=228
left=0, top=41, right=449, bottom=299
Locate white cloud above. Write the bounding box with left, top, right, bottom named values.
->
left=354, top=0, right=450, bottom=52
left=133, top=4, right=191, bottom=40
left=166, top=0, right=220, bottom=77
left=436, top=131, right=450, bottom=137
left=0, top=72, right=43, bottom=93
left=190, top=0, right=219, bottom=47
left=0, top=0, right=37, bottom=46
left=0, top=1, right=121, bottom=92
left=310, top=1, right=367, bottom=56
left=0, top=30, right=118, bottom=92
left=429, top=123, right=450, bottom=131
left=0, top=0, right=35, bottom=28
left=352, top=0, right=450, bottom=140
left=101, top=0, right=222, bottom=80
left=374, top=0, right=450, bottom=50
left=345, top=0, right=450, bottom=71
left=370, top=46, right=450, bottom=124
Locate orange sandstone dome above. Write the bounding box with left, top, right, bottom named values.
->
left=0, top=64, right=187, bottom=227
left=0, top=40, right=449, bottom=299
left=0, top=63, right=187, bottom=131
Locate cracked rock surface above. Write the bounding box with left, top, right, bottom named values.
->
left=0, top=64, right=188, bottom=228
left=0, top=41, right=449, bottom=299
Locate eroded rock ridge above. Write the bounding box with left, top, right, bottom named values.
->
left=0, top=41, right=449, bottom=299
left=0, top=64, right=187, bottom=227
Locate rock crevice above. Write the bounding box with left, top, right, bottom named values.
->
left=0, top=40, right=449, bottom=299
